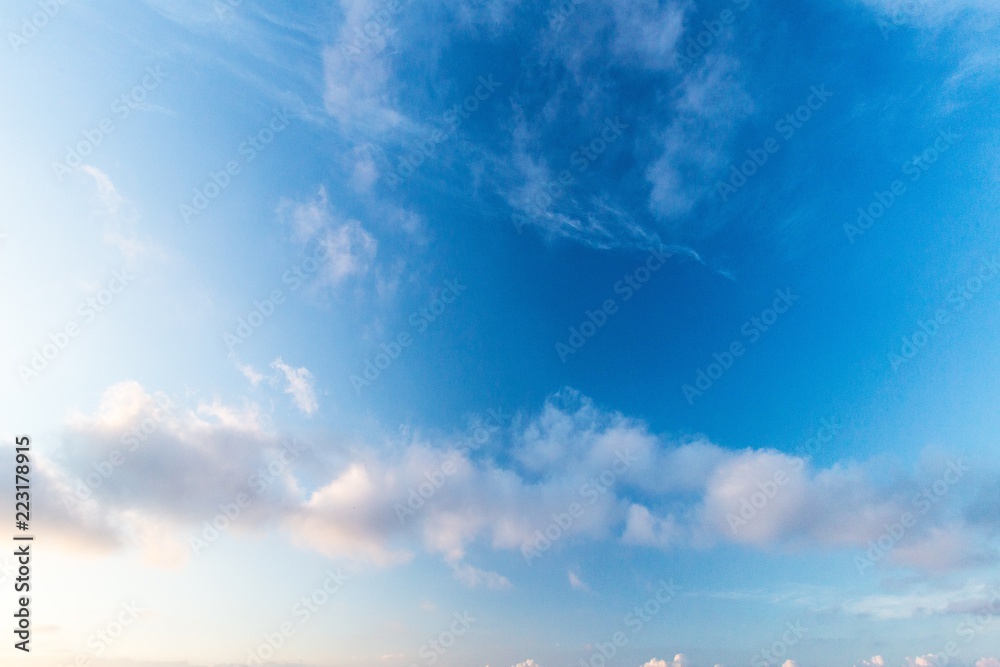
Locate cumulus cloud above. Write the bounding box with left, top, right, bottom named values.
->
left=25, top=383, right=997, bottom=580
left=14, top=381, right=305, bottom=566
left=642, top=655, right=691, bottom=667
left=905, top=655, right=947, bottom=667
left=856, top=657, right=886, bottom=667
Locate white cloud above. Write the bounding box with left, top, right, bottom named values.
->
left=277, top=186, right=378, bottom=288
left=904, top=655, right=947, bottom=667
left=323, top=0, right=407, bottom=131
left=81, top=165, right=148, bottom=263
left=16, top=382, right=304, bottom=564
left=450, top=561, right=511, bottom=590
left=237, top=361, right=265, bottom=387
left=646, top=54, right=753, bottom=221
left=642, top=655, right=691, bottom=667
left=270, top=357, right=318, bottom=415
left=856, top=657, right=886, bottom=667
left=25, top=383, right=998, bottom=581
left=622, top=504, right=684, bottom=549
left=609, top=0, right=689, bottom=71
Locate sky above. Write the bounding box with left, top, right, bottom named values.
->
left=1, top=0, right=1000, bottom=666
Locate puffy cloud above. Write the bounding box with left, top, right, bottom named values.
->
left=905, top=656, right=947, bottom=667
left=512, top=660, right=540, bottom=667
left=856, top=657, right=886, bottom=667
left=696, top=450, right=908, bottom=548
left=16, top=382, right=306, bottom=565
left=26, top=383, right=997, bottom=579
left=642, top=655, right=690, bottom=667
left=975, top=659, right=1000, bottom=667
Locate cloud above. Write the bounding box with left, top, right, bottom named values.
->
left=856, top=657, right=886, bottom=667
left=28, top=383, right=998, bottom=580
left=904, top=656, right=947, bottom=667
left=512, top=660, right=540, bottom=667
left=277, top=186, right=378, bottom=288
left=646, top=54, right=753, bottom=222
left=857, top=0, right=1000, bottom=26
left=17, top=382, right=304, bottom=565
left=642, top=655, right=691, bottom=667
left=270, top=357, right=318, bottom=415
left=450, top=561, right=511, bottom=590
left=568, top=570, right=588, bottom=590
left=237, top=361, right=265, bottom=387
left=81, top=165, right=147, bottom=263
left=322, top=0, right=410, bottom=132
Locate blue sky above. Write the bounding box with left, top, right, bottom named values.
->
left=2, top=0, right=1000, bottom=666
